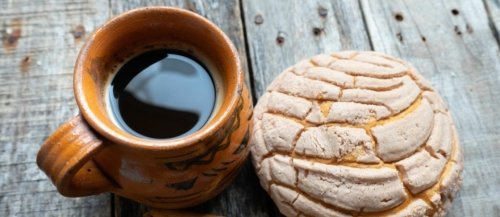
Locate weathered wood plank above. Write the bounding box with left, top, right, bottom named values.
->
left=3, top=0, right=499, bottom=217
left=361, top=0, right=500, bottom=216
left=242, top=0, right=372, bottom=97
left=0, top=0, right=112, bottom=216
left=108, top=1, right=271, bottom=217
left=484, top=0, right=500, bottom=43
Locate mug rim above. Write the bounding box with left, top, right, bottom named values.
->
left=73, top=6, right=243, bottom=151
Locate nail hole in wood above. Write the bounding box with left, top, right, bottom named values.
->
left=451, top=9, right=459, bottom=16
left=276, top=32, right=285, bottom=45
left=454, top=26, right=462, bottom=36
left=20, top=55, right=31, bottom=74
left=466, top=24, right=473, bottom=33
left=22, top=56, right=30, bottom=63
left=421, top=36, right=426, bottom=42
left=318, top=6, right=328, bottom=17
left=396, top=32, right=403, bottom=43
left=2, top=18, right=22, bottom=50
left=395, top=13, right=404, bottom=22
left=87, top=168, right=92, bottom=172
left=254, top=14, right=264, bottom=25
left=313, top=27, right=323, bottom=36
left=71, top=25, right=85, bottom=39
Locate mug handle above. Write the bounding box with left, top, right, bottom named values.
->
left=37, top=114, right=115, bottom=196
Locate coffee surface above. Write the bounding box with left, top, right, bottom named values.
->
left=109, top=49, right=215, bottom=139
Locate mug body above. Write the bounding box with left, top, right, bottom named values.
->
left=95, top=86, right=252, bottom=208
left=38, top=7, right=253, bottom=209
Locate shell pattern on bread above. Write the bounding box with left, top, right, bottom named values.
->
left=249, top=51, right=463, bottom=217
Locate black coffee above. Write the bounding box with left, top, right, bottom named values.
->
left=108, top=49, right=216, bottom=139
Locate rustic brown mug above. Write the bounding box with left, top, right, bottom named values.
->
left=36, top=7, right=252, bottom=209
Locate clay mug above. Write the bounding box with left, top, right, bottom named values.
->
left=36, top=7, right=253, bottom=209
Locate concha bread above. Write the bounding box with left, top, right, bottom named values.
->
left=249, top=51, right=463, bottom=217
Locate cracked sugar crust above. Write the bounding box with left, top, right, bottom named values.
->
left=249, top=51, right=464, bottom=217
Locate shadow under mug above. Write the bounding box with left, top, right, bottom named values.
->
left=37, top=7, right=253, bottom=209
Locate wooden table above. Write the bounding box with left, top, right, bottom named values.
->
left=1, top=0, right=499, bottom=216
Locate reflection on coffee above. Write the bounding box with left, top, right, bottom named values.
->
left=108, top=49, right=216, bottom=139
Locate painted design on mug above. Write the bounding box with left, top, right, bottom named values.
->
left=166, top=177, right=198, bottom=190
left=148, top=158, right=245, bottom=205
left=148, top=190, right=203, bottom=203
left=164, top=94, right=246, bottom=172
left=232, top=93, right=253, bottom=155
left=221, top=159, right=236, bottom=165
left=232, top=130, right=250, bottom=155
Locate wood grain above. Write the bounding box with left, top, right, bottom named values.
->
left=361, top=0, right=500, bottom=216
left=2, top=0, right=500, bottom=216
left=484, top=0, right=500, bottom=43
left=0, top=0, right=112, bottom=216
left=241, top=0, right=372, bottom=97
